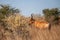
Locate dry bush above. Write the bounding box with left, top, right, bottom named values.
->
left=3, top=14, right=26, bottom=30
left=1, top=13, right=31, bottom=40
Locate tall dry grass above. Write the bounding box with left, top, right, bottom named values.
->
left=0, top=13, right=60, bottom=40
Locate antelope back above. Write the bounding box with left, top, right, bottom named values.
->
left=34, top=21, right=49, bottom=29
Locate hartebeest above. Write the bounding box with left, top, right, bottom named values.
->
left=29, top=14, right=51, bottom=30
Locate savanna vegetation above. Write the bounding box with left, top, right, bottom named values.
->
left=0, top=4, right=60, bottom=40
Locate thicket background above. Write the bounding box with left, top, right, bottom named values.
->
left=0, top=4, right=60, bottom=40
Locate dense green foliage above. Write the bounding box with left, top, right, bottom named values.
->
left=43, top=8, right=60, bottom=24
left=0, top=4, right=20, bottom=21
